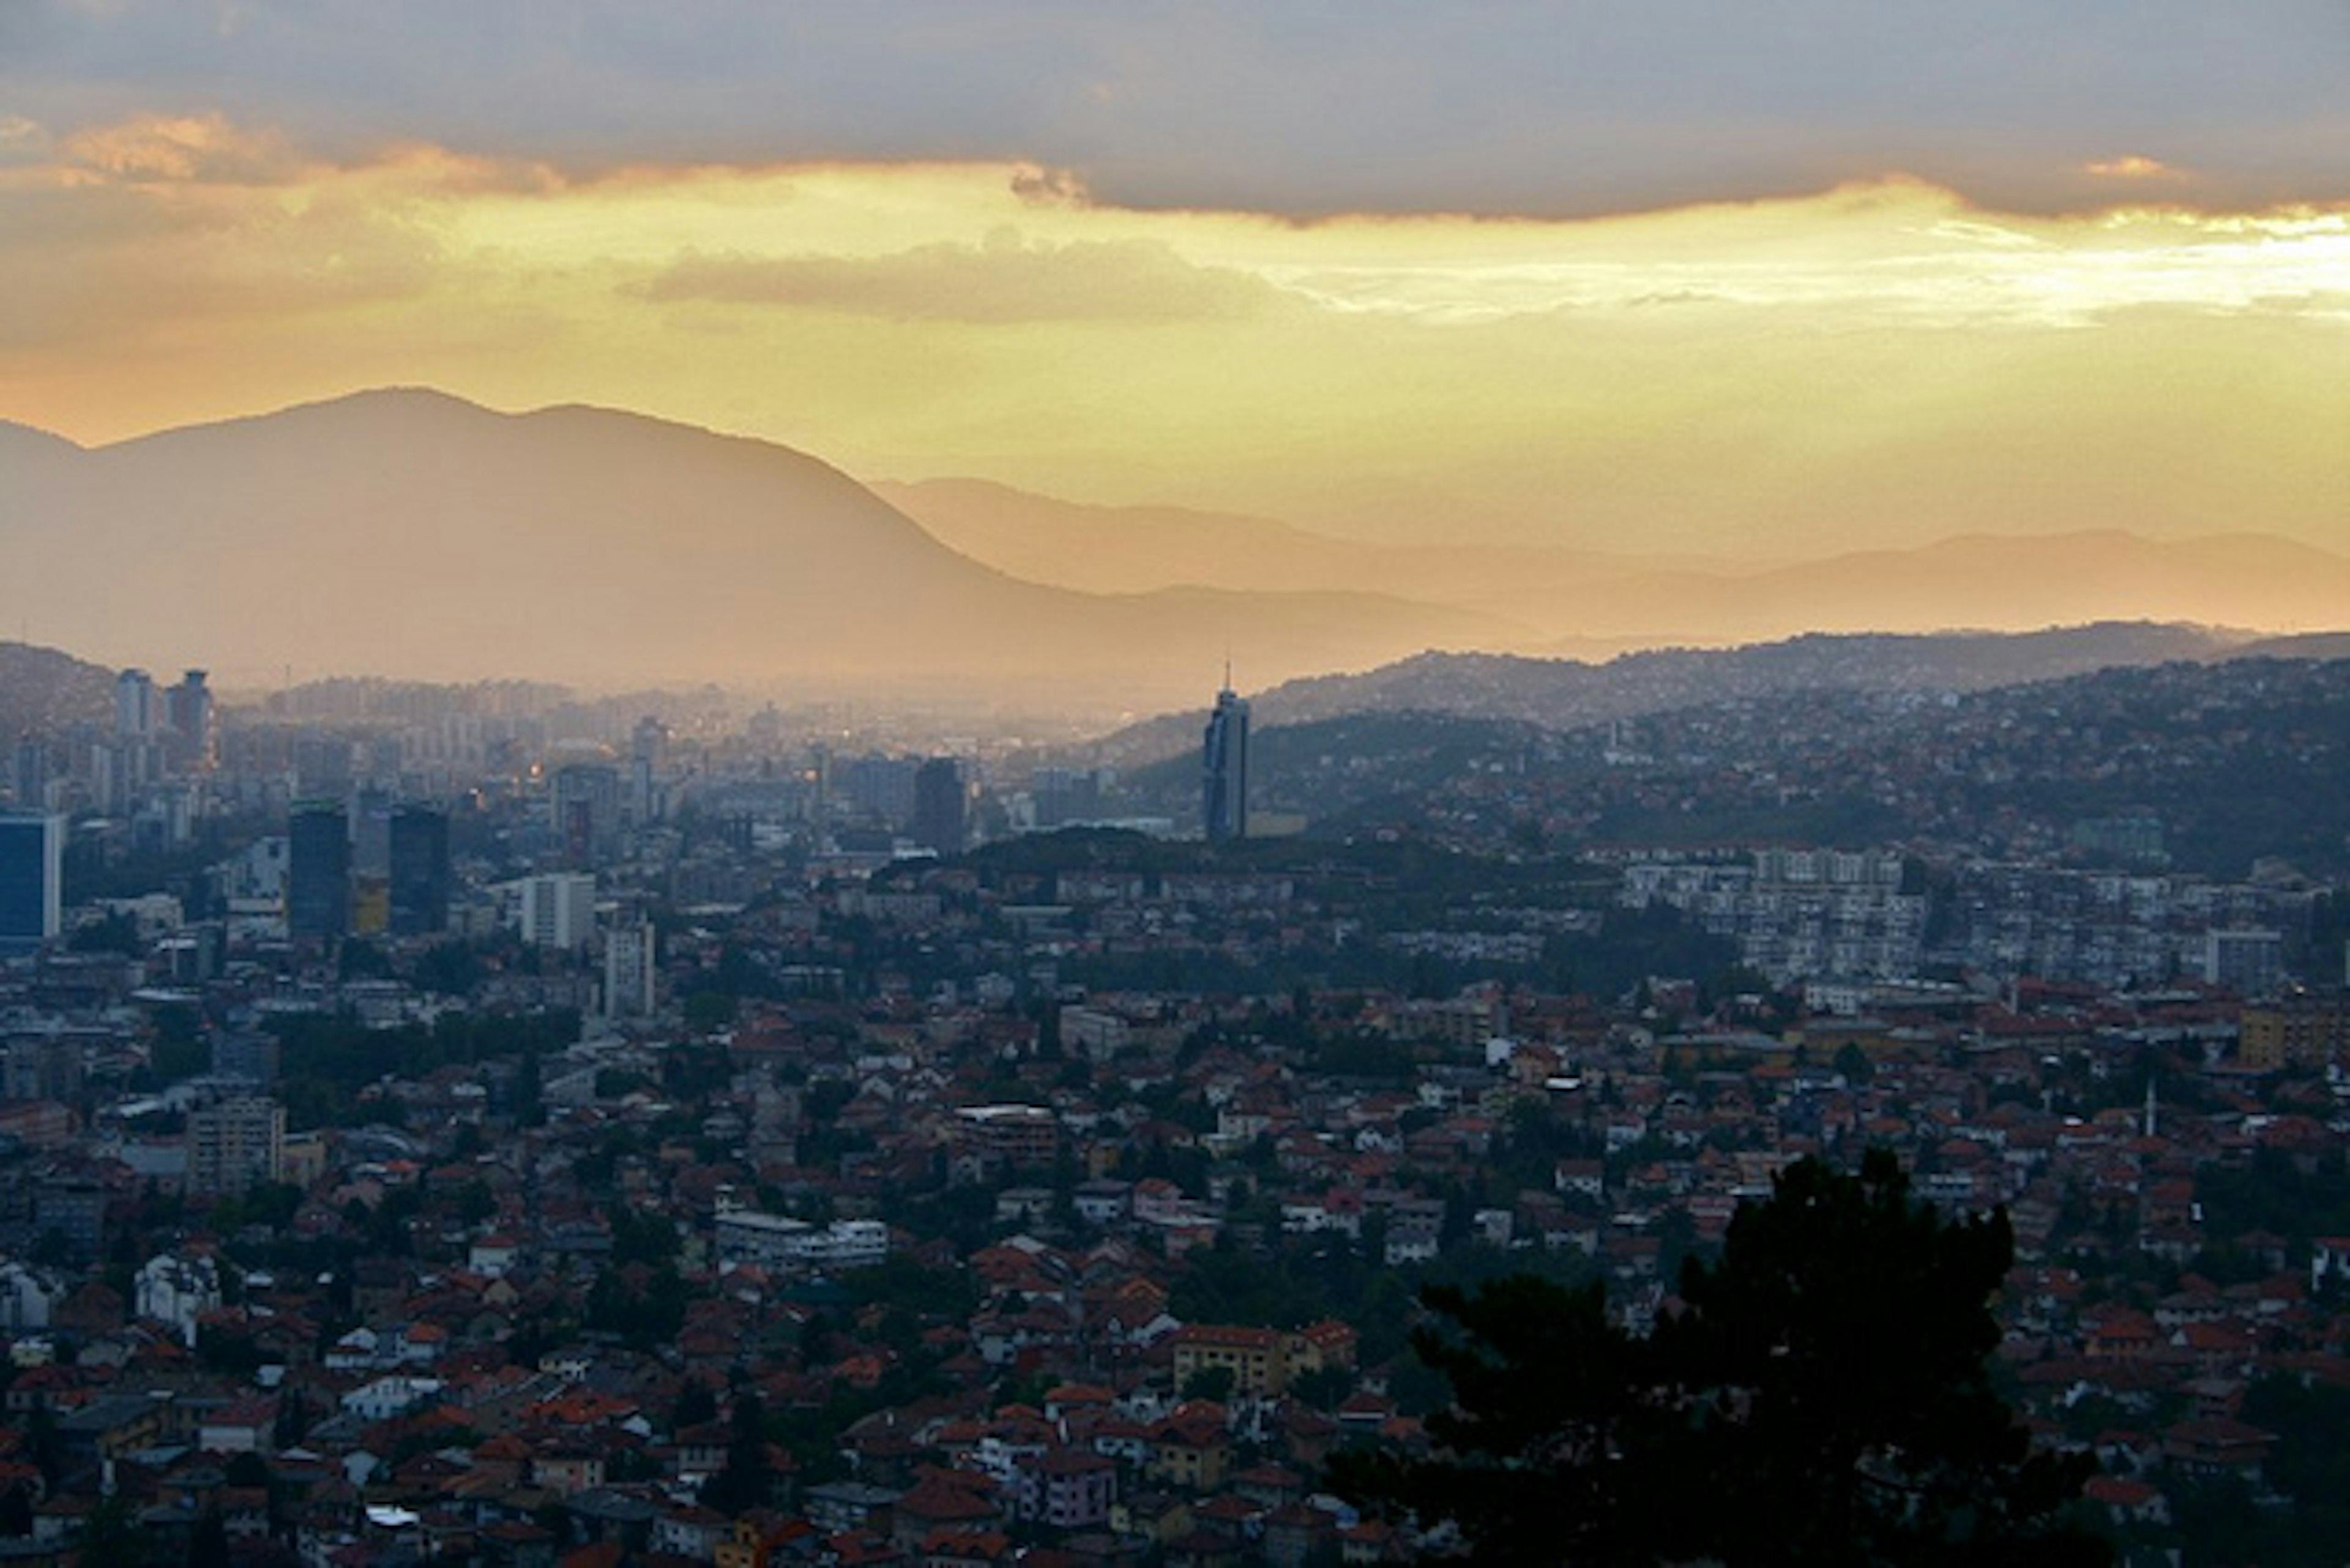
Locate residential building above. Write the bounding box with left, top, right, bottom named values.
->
left=187, top=1096, right=285, bottom=1197
left=518, top=873, right=596, bottom=950
left=603, top=919, right=658, bottom=1020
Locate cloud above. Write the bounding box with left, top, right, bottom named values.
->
left=0, top=114, right=455, bottom=354
left=59, top=111, right=297, bottom=184
left=2086, top=155, right=2184, bottom=182
left=0, top=116, right=50, bottom=160
left=3, top=2, right=2345, bottom=217
left=638, top=233, right=1286, bottom=323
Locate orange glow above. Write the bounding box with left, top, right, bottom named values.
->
left=1, top=124, right=2343, bottom=559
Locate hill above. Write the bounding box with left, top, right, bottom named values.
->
left=1089, top=622, right=2255, bottom=767
left=0, top=641, right=116, bottom=750
left=0, top=391, right=1505, bottom=714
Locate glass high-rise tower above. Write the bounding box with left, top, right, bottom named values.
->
left=0, top=812, right=62, bottom=950
left=286, top=799, right=351, bottom=941
left=1202, top=681, right=1250, bottom=841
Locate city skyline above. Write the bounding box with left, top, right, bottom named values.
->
left=1, top=3, right=2343, bottom=572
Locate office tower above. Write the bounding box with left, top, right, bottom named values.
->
left=387, top=805, right=452, bottom=937
left=10, top=739, right=52, bottom=813
left=165, top=670, right=215, bottom=773
left=604, top=919, right=658, bottom=1020
left=553, top=763, right=622, bottom=867
left=114, top=668, right=157, bottom=739
left=187, top=1097, right=285, bottom=1197
left=913, top=757, right=966, bottom=856
left=1032, top=766, right=1106, bottom=829
left=1202, top=679, right=1250, bottom=841
left=629, top=716, right=667, bottom=827
left=518, top=873, right=596, bottom=950
left=844, top=754, right=919, bottom=824
left=286, top=799, right=351, bottom=941
left=0, top=812, right=63, bottom=950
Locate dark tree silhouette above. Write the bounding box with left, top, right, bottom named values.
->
left=1334, top=1151, right=2106, bottom=1564
left=699, top=1388, right=774, bottom=1516
left=185, top=1507, right=232, bottom=1568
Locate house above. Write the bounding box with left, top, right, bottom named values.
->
left=196, top=1395, right=277, bottom=1455
left=1169, top=1326, right=1286, bottom=1399
left=890, top=1470, right=1001, bottom=1556
left=2161, top=1417, right=2275, bottom=1479
left=1011, top=1446, right=1117, bottom=1531
left=1147, top=1409, right=1231, bottom=1493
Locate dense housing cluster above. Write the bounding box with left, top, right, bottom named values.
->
left=0, top=654, right=2346, bottom=1563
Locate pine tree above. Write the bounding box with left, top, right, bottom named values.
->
left=1333, top=1151, right=2107, bottom=1564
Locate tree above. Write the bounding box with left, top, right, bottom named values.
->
left=77, top=1493, right=150, bottom=1565
left=672, top=1378, right=720, bottom=1433
left=1181, top=1365, right=1238, bottom=1405
left=701, top=1389, right=774, bottom=1515
left=1334, top=1151, right=2106, bottom=1564
left=186, top=1507, right=233, bottom=1568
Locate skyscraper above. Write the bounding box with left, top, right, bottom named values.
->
left=10, top=740, right=53, bottom=813
left=0, top=812, right=63, bottom=950
left=165, top=670, right=215, bottom=774
left=553, top=763, right=622, bottom=867
left=629, top=715, right=667, bottom=828
left=114, top=668, right=157, bottom=739
left=913, top=757, right=966, bottom=856
left=1202, top=679, right=1250, bottom=841
left=286, top=799, right=351, bottom=941
left=388, top=805, right=452, bottom=936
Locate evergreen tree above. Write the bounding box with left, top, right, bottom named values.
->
left=1334, top=1151, right=2106, bottom=1564
left=700, top=1388, right=773, bottom=1515
left=185, top=1507, right=232, bottom=1568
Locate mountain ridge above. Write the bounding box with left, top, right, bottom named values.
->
left=881, top=473, right=2350, bottom=646
left=0, top=389, right=1510, bottom=711
left=1084, top=621, right=2292, bottom=766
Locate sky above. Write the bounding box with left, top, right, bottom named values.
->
left=2, top=1, right=2345, bottom=554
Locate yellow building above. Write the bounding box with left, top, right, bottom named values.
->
left=2239, top=994, right=2350, bottom=1070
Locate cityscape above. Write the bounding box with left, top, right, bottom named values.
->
left=3, top=4, right=2349, bottom=1567
left=0, top=627, right=2344, bottom=1563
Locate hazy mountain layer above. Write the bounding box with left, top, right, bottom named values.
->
left=1088, top=622, right=2269, bottom=766
left=884, top=477, right=2350, bottom=646
left=0, top=392, right=1505, bottom=713
left=0, top=642, right=114, bottom=745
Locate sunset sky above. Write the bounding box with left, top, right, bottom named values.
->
left=2, top=2, right=2344, bottom=556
